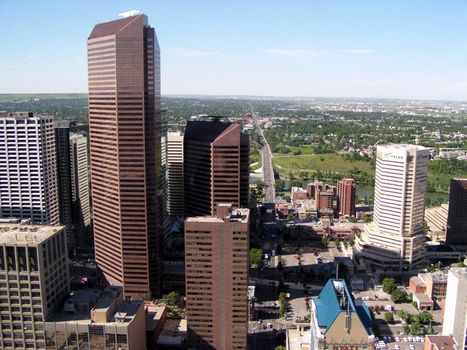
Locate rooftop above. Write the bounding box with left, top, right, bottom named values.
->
left=185, top=206, right=249, bottom=224
left=313, top=279, right=372, bottom=333
left=145, top=304, right=167, bottom=331
left=287, top=328, right=311, bottom=350
left=157, top=319, right=187, bottom=346
left=425, top=335, right=457, bottom=350
left=0, top=223, right=64, bottom=245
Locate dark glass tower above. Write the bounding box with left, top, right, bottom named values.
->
left=183, top=120, right=249, bottom=218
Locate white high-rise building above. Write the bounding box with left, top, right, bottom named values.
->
left=0, top=112, right=59, bottom=225
left=166, top=132, right=184, bottom=217
left=355, top=144, right=429, bottom=269
left=442, top=268, right=467, bottom=350
left=70, top=134, right=91, bottom=235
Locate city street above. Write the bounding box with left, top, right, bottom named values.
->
left=251, top=108, right=275, bottom=203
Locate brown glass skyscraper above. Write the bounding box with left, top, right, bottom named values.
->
left=88, top=14, right=162, bottom=299
left=184, top=120, right=249, bottom=217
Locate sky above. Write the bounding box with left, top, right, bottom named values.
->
left=1, top=0, right=467, bottom=100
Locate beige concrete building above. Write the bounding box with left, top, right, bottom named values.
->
left=44, top=287, right=146, bottom=350
left=0, top=222, right=69, bottom=349
left=355, top=144, right=429, bottom=270
left=442, top=268, right=467, bottom=350
left=185, top=204, right=249, bottom=350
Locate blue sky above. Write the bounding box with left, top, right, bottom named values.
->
left=1, top=0, right=467, bottom=100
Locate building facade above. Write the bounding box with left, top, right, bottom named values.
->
left=0, top=112, right=59, bottom=225
left=166, top=132, right=184, bottom=217
left=446, top=179, right=467, bottom=244
left=355, top=144, right=429, bottom=269
left=184, top=120, right=249, bottom=218
left=0, top=222, right=69, bottom=349
left=69, top=133, right=91, bottom=245
left=55, top=121, right=74, bottom=252
left=88, top=14, right=162, bottom=299
left=442, top=268, right=467, bottom=350
left=44, top=287, right=146, bottom=350
left=337, top=178, right=356, bottom=217
left=185, top=204, right=249, bottom=349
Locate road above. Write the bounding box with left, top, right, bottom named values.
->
left=251, top=108, right=275, bottom=203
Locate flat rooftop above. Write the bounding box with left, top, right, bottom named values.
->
left=287, top=328, right=311, bottom=350
left=185, top=207, right=249, bottom=224
left=0, top=223, right=64, bottom=245
left=145, top=304, right=167, bottom=331
left=425, top=335, right=457, bottom=350
left=157, top=319, right=187, bottom=346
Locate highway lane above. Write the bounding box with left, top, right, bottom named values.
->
left=251, top=108, right=276, bottom=203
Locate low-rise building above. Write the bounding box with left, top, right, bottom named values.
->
left=310, top=279, right=374, bottom=350
left=424, top=335, right=458, bottom=350
left=145, top=304, right=168, bottom=349
left=409, top=271, right=448, bottom=309
left=44, top=287, right=146, bottom=350
left=156, top=319, right=187, bottom=349
left=292, top=187, right=309, bottom=201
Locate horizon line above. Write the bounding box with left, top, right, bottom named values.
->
left=0, top=92, right=466, bottom=103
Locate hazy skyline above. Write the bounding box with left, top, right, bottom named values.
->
left=1, top=0, right=467, bottom=100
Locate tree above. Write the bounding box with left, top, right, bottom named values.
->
left=249, top=248, right=263, bottom=266
left=276, top=346, right=286, bottom=350
left=279, top=292, right=287, bottom=318
left=321, top=237, right=329, bottom=248
left=382, top=277, right=397, bottom=294
left=415, top=311, right=432, bottom=325
left=391, top=289, right=409, bottom=303
left=384, top=312, right=394, bottom=324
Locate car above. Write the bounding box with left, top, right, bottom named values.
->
left=403, top=338, right=408, bottom=342
left=257, top=319, right=262, bottom=324
left=395, top=337, right=401, bottom=342
left=395, top=345, right=400, bottom=350
left=267, top=323, right=273, bottom=329
left=421, top=338, right=425, bottom=343
left=408, top=337, right=413, bottom=342
left=409, top=345, right=415, bottom=350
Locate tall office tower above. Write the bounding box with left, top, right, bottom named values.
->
left=442, top=268, right=467, bottom=349
left=88, top=14, right=162, bottom=299
left=355, top=144, right=429, bottom=269
left=55, top=121, right=74, bottom=252
left=0, top=221, right=69, bottom=350
left=166, top=132, right=184, bottom=217
left=446, top=179, right=467, bottom=244
left=185, top=204, right=249, bottom=349
left=337, top=178, right=356, bottom=217
left=69, top=134, right=91, bottom=243
left=184, top=120, right=249, bottom=217
left=0, top=112, right=59, bottom=225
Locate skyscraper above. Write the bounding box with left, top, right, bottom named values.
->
left=446, top=178, right=467, bottom=244
left=442, top=268, right=467, bottom=349
left=55, top=121, right=74, bottom=252
left=184, top=120, right=249, bottom=217
left=69, top=133, right=91, bottom=244
left=88, top=14, right=162, bottom=299
left=166, top=132, right=184, bottom=217
left=0, top=112, right=59, bottom=225
left=337, top=178, right=356, bottom=217
left=355, top=144, right=429, bottom=269
left=185, top=204, right=249, bottom=349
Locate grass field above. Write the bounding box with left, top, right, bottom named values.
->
left=272, top=153, right=373, bottom=177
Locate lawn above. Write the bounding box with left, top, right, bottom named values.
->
left=272, top=153, right=373, bottom=177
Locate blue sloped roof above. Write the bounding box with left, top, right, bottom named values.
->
left=314, top=279, right=373, bottom=332
left=314, top=280, right=342, bottom=329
